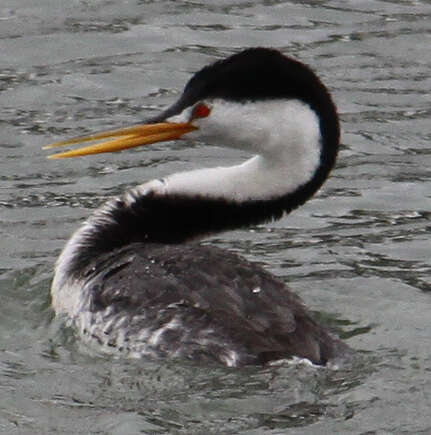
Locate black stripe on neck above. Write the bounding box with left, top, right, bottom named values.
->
left=68, top=173, right=327, bottom=281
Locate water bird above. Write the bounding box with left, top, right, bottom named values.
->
left=45, top=48, right=349, bottom=366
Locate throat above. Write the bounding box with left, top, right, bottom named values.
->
left=165, top=156, right=286, bottom=202
left=153, top=147, right=321, bottom=203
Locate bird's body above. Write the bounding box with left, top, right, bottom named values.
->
left=48, top=48, right=350, bottom=366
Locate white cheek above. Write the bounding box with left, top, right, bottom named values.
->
left=191, top=99, right=320, bottom=158
left=167, top=107, right=192, bottom=124
left=193, top=102, right=268, bottom=151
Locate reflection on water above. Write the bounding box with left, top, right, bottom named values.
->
left=1, top=0, right=431, bottom=433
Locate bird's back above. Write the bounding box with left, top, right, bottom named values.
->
left=74, top=242, right=348, bottom=366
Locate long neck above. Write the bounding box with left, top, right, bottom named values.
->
left=53, top=101, right=339, bottom=287
left=55, top=157, right=327, bottom=286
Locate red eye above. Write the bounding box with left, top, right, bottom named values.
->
left=191, top=103, right=211, bottom=119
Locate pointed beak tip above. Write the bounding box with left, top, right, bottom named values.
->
left=43, top=121, right=197, bottom=159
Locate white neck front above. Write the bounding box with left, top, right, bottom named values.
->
left=134, top=99, right=322, bottom=203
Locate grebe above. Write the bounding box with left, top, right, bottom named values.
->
left=45, top=48, right=349, bottom=366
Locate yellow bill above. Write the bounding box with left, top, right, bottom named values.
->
left=44, top=122, right=197, bottom=159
